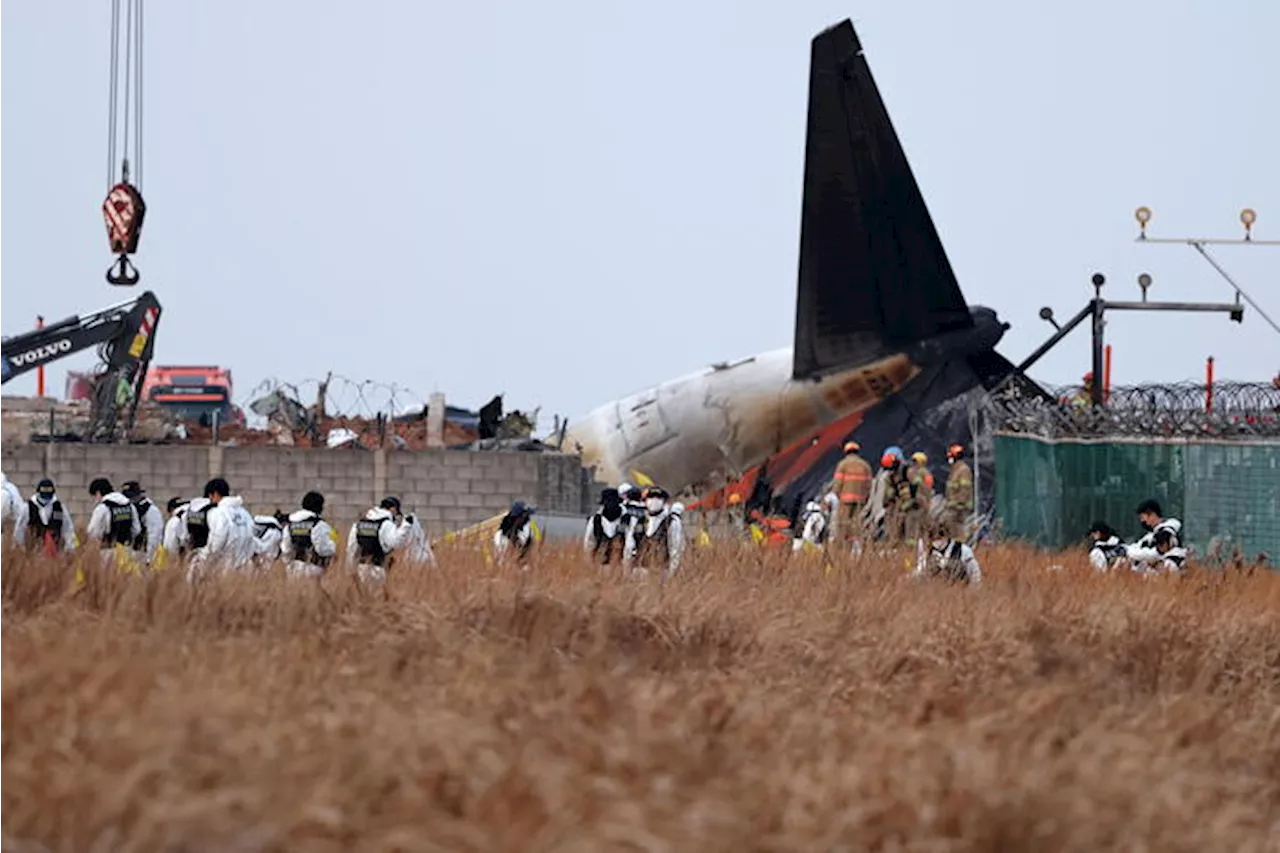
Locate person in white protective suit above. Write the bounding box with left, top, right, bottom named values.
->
left=913, top=518, right=983, bottom=585
left=282, top=491, right=338, bottom=578
left=252, top=512, right=286, bottom=567
left=347, top=496, right=411, bottom=582
left=1127, top=499, right=1186, bottom=575
left=1087, top=520, right=1129, bottom=572
left=2, top=472, right=30, bottom=547
left=492, top=500, right=538, bottom=568
left=625, top=487, right=685, bottom=578
left=398, top=510, right=437, bottom=567
left=584, top=487, right=627, bottom=565
left=793, top=493, right=839, bottom=553
left=122, top=480, right=165, bottom=565
left=85, top=478, right=142, bottom=565
left=24, top=478, right=76, bottom=553
left=191, top=478, right=257, bottom=577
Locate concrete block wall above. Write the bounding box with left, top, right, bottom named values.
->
left=0, top=444, right=591, bottom=533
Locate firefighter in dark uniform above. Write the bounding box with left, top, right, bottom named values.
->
left=27, top=478, right=76, bottom=553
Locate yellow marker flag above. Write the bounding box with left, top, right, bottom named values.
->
left=630, top=470, right=655, bottom=488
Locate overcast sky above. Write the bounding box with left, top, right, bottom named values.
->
left=4, top=0, right=1278, bottom=425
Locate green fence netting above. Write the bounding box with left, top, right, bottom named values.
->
left=994, top=434, right=1279, bottom=562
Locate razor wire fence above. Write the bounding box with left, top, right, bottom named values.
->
left=983, top=381, right=1280, bottom=440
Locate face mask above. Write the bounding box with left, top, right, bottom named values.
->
left=37, top=493, right=54, bottom=505
left=1140, top=518, right=1154, bottom=531
left=645, top=498, right=665, bottom=515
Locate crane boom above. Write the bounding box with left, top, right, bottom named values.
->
left=2, top=291, right=162, bottom=441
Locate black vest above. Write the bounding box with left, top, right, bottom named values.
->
left=356, top=517, right=388, bottom=566
left=132, top=499, right=152, bottom=551
left=635, top=514, right=673, bottom=567
left=102, top=498, right=135, bottom=547
left=289, top=515, right=330, bottom=567
left=186, top=505, right=211, bottom=548
left=928, top=541, right=970, bottom=583
left=27, top=499, right=65, bottom=549
left=589, top=512, right=624, bottom=564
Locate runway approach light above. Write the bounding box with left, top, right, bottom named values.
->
left=1135, top=206, right=1153, bottom=238
left=1241, top=208, right=1257, bottom=240
left=1038, top=306, right=1060, bottom=331
left=1138, top=272, right=1153, bottom=301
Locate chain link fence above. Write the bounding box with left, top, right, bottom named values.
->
left=982, top=382, right=1280, bottom=564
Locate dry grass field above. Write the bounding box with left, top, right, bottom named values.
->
left=3, top=544, right=1279, bottom=852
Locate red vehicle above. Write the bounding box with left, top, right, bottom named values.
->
left=140, top=365, right=244, bottom=427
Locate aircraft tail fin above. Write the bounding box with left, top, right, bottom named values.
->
left=792, top=20, right=972, bottom=380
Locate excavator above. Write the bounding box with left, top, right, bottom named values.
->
left=1, top=292, right=162, bottom=442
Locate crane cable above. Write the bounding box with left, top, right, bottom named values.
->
left=106, top=0, right=143, bottom=188
left=103, top=0, right=147, bottom=286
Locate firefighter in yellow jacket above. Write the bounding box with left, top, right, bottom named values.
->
left=827, top=441, right=872, bottom=547
left=905, top=452, right=934, bottom=541
left=944, top=444, right=974, bottom=531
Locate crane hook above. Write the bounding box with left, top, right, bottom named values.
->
left=106, top=255, right=141, bottom=286
left=103, top=181, right=147, bottom=287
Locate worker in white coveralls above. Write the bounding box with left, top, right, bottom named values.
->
left=252, top=512, right=286, bottom=567
left=24, top=478, right=76, bottom=554
left=122, top=480, right=165, bottom=565
left=625, top=486, right=685, bottom=578
left=1126, top=499, right=1186, bottom=575
left=584, top=487, right=627, bottom=565
left=794, top=493, right=838, bottom=553
left=86, top=478, right=142, bottom=566
left=913, top=518, right=982, bottom=585
left=348, top=496, right=411, bottom=582
left=398, top=510, right=436, bottom=567
left=493, top=500, right=538, bottom=568
left=283, top=491, right=338, bottom=578
left=2, top=473, right=30, bottom=547
left=153, top=497, right=189, bottom=570
left=191, top=478, right=256, bottom=577
left=1087, top=521, right=1128, bottom=572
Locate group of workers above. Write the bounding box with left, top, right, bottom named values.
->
left=0, top=469, right=561, bottom=582
left=582, top=484, right=685, bottom=578
left=1086, top=499, right=1186, bottom=575
left=825, top=441, right=975, bottom=549
left=576, top=445, right=981, bottom=584
left=0, top=454, right=1190, bottom=587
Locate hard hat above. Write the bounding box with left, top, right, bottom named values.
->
left=947, top=443, right=965, bottom=459
left=1083, top=371, right=1094, bottom=382
left=843, top=441, right=861, bottom=453
left=727, top=493, right=742, bottom=505
left=911, top=452, right=927, bottom=464
left=884, top=445, right=904, bottom=461
left=880, top=453, right=897, bottom=469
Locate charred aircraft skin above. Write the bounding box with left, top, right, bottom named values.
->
left=564, top=19, right=1034, bottom=496
left=565, top=306, right=1008, bottom=493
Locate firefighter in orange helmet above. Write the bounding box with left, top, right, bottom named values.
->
left=826, top=440, right=872, bottom=548
left=944, top=443, right=974, bottom=531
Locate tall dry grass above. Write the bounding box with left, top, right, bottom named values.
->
left=3, top=543, right=1279, bottom=852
